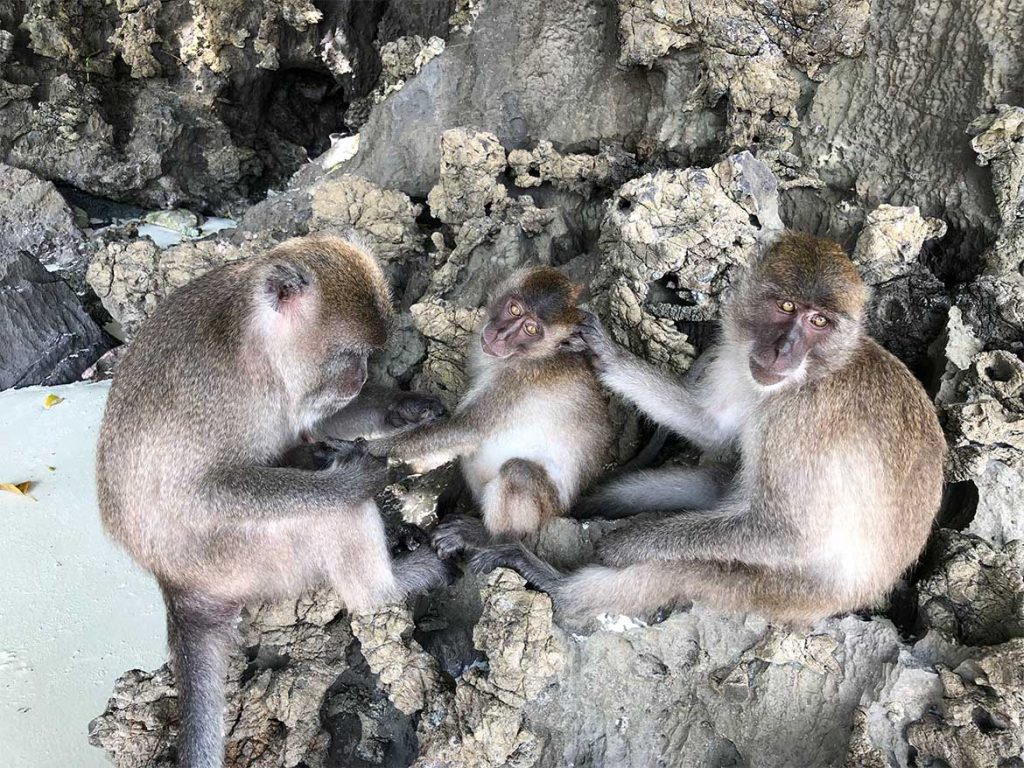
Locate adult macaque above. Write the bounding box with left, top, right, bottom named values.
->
left=365, top=267, right=612, bottom=544
left=458, top=232, right=946, bottom=626
left=97, top=235, right=448, bottom=768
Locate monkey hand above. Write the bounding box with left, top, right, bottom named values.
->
left=386, top=392, right=447, bottom=430
left=328, top=444, right=389, bottom=498
left=575, top=310, right=618, bottom=366
left=431, top=515, right=487, bottom=560
left=384, top=516, right=430, bottom=555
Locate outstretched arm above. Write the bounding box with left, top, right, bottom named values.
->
left=576, top=313, right=727, bottom=451
left=318, top=385, right=446, bottom=441
left=363, top=414, right=483, bottom=474
left=200, top=451, right=387, bottom=522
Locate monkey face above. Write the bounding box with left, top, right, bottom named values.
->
left=736, top=232, right=867, bottom=388
left=480, top=295, right=545, bottom=358
left=480, top=268, right=584, bottom=359
left=299, top=348, right=371, bottom=426
left=746, top=298, right=836, bottom=386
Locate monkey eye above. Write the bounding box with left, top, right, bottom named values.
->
left=777, top=300, right=796, bottom=313
left=809, top=314, right=829, bottom=328
left=524, top=320, right=540, bottom=336
left=509, top=301, right=523, bottom=317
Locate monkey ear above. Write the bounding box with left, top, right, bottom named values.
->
left=264, top=262, right=313, bottom=313
left=568, top=282, right=583, bottom=304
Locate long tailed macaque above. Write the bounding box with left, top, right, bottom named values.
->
left=459, top=232, right=947, bottom=626
left=96, top=235, right=449, bottom=768
left=364, top=267, right=612, bottom=545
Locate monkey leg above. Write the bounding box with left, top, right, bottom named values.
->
left=572, top=464, right=731, bottom=519
left=480, top=458, right=562, bottom=538
left=161, top=585, right=240, bottom=768
left=555, top=560, right=843, bottom=626
left=319, top=501, right=449, bottom=609
left=469, top=546, right=843, bottom=626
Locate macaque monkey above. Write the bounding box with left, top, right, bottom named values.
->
left=96, top=235, right=449, bottom=768
left=459, top=232, right=946, bottom=626
left=364, top=266, right=612, bottom=544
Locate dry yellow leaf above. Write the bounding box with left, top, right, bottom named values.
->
left=43, top=394, right=64, bottom=409
left=1, top=481, right=35, bottom=500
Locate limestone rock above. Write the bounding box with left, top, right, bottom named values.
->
left=917, top=530, right=1024, bottom=645
left=426, top=129, right=508, bottom=226
left=86, top=237, right=249, bottom=338
left=851, top=205, right=949, bottom=368
left=595, top=151, right=783, bottom=372
left=0, top=164, right=86, bottom=290
left=0, top=249, right=112, bottom=388
left=88, top=590, right=407, bottom=768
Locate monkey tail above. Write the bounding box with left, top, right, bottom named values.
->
left=161, top=585, right=240, bottom=768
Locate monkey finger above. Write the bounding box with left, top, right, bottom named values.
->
left=558, top=334, right=589, bottom=354
left=466, top=548, right=507, bottom=576
left=431, top=515, right=487, bottom=560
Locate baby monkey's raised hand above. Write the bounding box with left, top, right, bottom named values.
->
left=566, top=309, right=619, bottom=366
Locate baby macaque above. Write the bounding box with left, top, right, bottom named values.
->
left=363, top=267, right=612, bottom=546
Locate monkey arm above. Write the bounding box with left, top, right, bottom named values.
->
left=596, top=507, right=802, bottom=569
left=598, top=354, right=726, bottom=451
left=318, top=385, right=447, bottom=440
left=200, top=462, right=386, bottom=521
left=364, top=416, right=483, bottom=473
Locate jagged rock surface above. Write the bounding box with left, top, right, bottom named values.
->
left=0, top=248, right=112, bottom=389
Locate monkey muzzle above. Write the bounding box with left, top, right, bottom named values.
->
left=749, top=324, right=809, bottom=386
left=480, top=322, right=517, bottom=358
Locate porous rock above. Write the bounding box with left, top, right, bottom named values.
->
left=917, top=530, right=1024, bottom=645
left=851, top=204, right=949, bottom=368
left=595, top=151, right=783, bottom=372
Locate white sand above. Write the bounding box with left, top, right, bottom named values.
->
left=0, top=381, right=165, bottom=767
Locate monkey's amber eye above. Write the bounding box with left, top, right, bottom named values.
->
left=524, top=320, right=540, bottom=336
left=509, top=302, right=523, bottom=317
left=777, top=300, right=796, bottom=313
left=810, top=314, right=829, bottom=328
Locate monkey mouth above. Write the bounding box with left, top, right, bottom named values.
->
left=480, top=335, right=514, bottom=358
left=748, top=359, right=789, bottom=386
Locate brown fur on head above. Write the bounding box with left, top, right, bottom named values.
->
left=757, top=232, right=867, bottom=318
left=250, top=235, right=394, bottom=425
left=725, top=231, right=868, bottom=387
left=256, top=235, right=393, bottom=347
left=481, top=266, right=585, bottom=360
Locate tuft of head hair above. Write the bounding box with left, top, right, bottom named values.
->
left=755, top=232, right=867, bottom=318
left=506, top=266, right=584, bottom=325
left=255, top=234, right=393, bottom=347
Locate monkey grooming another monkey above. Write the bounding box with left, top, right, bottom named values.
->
left=364, top=266, right=612, bottom=545
left=97, top=235, right=449, bottom=768
left=459, top=232, right=946, bottom=627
